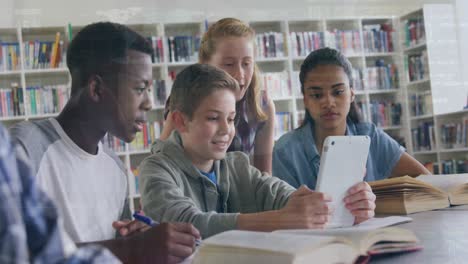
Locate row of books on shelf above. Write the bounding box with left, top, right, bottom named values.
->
left=424, top=159, right=468, bottom=174
left=147, top=36, right=164, bottom=63
left=255, top=32, right=286, bottom=59
left=411, top=121, right=435, bottom=151
left=260, top=72, right=291, bottom=99
left=0, top=84, right=23, bottom=117
left=274, top=112, right=292, bottom=140
left=150, top=79, right=167, bottom=107
left=356, top=101, right=402, bottom=127
left=23, top=33, right=65, bottom=69
left=325, top=29, right=362, bottom=56
left=104, top=121, right=164, bottom=153
left=167, top=35, right=201, bottom=63
left=104, top=134, right=126, bottom=153
left=0, top=42, right=20, bottom=71
left=1, top=84, right=70, bottom=118
left=289, top=25, right=395, bottom=58
left=440, top=119, right=468, bottom=149
left=403, top=17, right=426, bottom=48
left=406, top=50, right=428, bottom=82
left=361, top=24, right=395, bottom=53
left=410, top=90, right=432, bottom=117
left=25, top=84, right=69, bottom=116
left=289, top=31, right=325, bottom=57
left=354, top=61, right=399, bottom=90
left=129, top=121, right=163, bottom=151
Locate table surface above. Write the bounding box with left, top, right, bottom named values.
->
left=372, top=205, right=468, bottom=264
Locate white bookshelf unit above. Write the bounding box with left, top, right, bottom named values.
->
left=1, top=4, right=465, bottom=211
left=400, top=5, right=468, bottom=175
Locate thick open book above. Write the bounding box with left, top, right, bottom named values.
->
left=370, top=174, right=468, bottom=214
left=193, top=227, right=421, bottom=264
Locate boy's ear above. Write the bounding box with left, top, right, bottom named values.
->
left=87, top=75, right=104, bottom=103
left=172, top=110, right=190, bottom=133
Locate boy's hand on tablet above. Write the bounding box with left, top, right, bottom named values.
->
left=281, top=185, right=333, bottom=229
left=343, top=182, right=376, bottom=224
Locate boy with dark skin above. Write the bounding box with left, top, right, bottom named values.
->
left=11, top=22, right=200, bottom=264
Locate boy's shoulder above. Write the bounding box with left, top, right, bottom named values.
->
left=10, top=119, right=58, bottom=144
left=223, top=151, right=255, bottom=175
left=10, top=119, right=60, bottom=153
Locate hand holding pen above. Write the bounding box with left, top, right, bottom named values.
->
left=133, top=212, right=202, bottom=247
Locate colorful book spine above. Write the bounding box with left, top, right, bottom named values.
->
left=148, top=36, right=165, bottom=63
left=0, top=84, right=24, bottom=117
left=325, top=29, right=362, bottom=56
left=403, top=17, right=426, bottom=48
left=103, top=134, right=126, bottom=153
left=362, top=60, right=399, bottom=90
left=406, top=51, right=429, bottom=82
left=261, top=72, right=291, bottom=99
left=256, top=32, right=285, bottom=59
left=410, top=90, right=432, bottom=116
left=439, top=159, right=468, bottom=174
left=362, top=23, right=395, bottom=53
left=151, top=79, right=167, bottom=107
left=369, top=101, right=402, bottom=127
left=0, top=42, right=20, bottom=71
left=411, top=121, right=435, bottom=151
left=129, top=121, right=163, bottom=151
left=23, top=36, right=65, bottom=70
left=289, top=31, right=325, bottom=57
left=166, top=35, right=201, bottom=63
left=274, top=112, right=292, bottom=140
left=439, top=118, right=468, bottom=149
left=25, top=84, right=69, bottom=116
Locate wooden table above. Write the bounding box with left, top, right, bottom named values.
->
left=373, top=205, right=468, bottom=263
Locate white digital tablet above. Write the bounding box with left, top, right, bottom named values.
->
left=315, top=135, right=371, bottom=229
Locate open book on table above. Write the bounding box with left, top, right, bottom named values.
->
left=370, top=174, right=468, bottom=214
left=193, top=226, right=421, bottom=264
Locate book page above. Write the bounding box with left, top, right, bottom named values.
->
left=275, top=216, right=412, bottom=235
left=201, top=230, right=341, bottom=255
left=417, top=174, right=468, bottom=192
left=274, top=217, right=412, bottom=252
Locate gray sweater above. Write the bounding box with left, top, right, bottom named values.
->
left=139, top=131, right=296, bottom=238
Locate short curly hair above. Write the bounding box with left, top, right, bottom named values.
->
left=66, top=22, right=153, bottom=96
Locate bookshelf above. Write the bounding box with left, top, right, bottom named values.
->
left=400, top=5, right=468, bottom=175
left=1, top=5, right=464, bottom=210
left=0, top=17, right=407, bottom=212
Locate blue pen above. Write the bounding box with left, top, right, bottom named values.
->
left=133, top=212, right=159, bottom=226
left=133, top=212, right=202, bottom=246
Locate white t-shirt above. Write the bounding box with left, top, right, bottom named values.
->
left=11, top=118, right=129, bottom=243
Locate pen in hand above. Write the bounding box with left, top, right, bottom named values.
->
left=132, top=212, right=202, bottom=246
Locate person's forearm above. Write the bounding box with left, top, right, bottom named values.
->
left=237, top=210, right=285, bottom=232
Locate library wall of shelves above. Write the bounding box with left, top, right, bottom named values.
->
left=1, top=3, right=467, bottom=211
